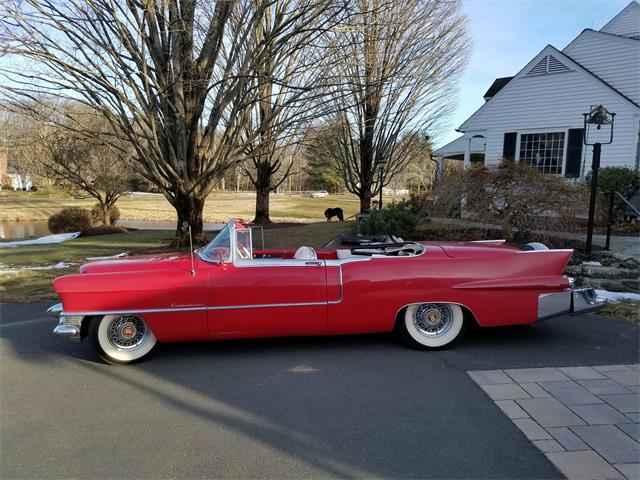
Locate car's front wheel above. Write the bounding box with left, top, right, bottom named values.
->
left=399, top=303, right=466, bottom=349
left=90, top=314, right=157, bottom=365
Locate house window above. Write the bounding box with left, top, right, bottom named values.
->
left=519, top=132, right=565, bottom=174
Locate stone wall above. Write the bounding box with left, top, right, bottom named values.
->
left=564, top=252, right=640, bottom=292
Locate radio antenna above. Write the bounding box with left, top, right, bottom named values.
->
left=182, top=221, right=196, bottom=276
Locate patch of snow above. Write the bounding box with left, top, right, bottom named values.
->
left=582, top=261, right=603, bottom=267
left=0, top=232, right=80, bottom=248
left=86, top=252, right=129, bottom=260
left=0, top=261, right=75, bottom=275
left=595, top=290, right=640, bottom=303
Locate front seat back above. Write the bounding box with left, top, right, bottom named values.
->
left=293, top=246, right=317, bottom=260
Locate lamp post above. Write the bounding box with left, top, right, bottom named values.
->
left=378, top=159, right=387, bottom=209
left=582, top=104, right=615, bottom=255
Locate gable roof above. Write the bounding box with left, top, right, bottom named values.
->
left=600, top=1, right=640, bottom=38
left=458, top=44, right=640, bottom=132
left=483, top=77, right=513, bottom=101
left=564, top=27, right=640, bottom=50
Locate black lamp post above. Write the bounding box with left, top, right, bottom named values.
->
left=582, top=104, right=615, bottom=255
left=378, top=159, right=387, bottom=209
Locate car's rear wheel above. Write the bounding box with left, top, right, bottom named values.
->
left=399, top=303, right=466, bottom=349
left=90, top=314, right=157, bottom=365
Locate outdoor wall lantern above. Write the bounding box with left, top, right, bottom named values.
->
left=582, top=104, right=616, bottom=255
left=378, top=159, right=388, bottom=209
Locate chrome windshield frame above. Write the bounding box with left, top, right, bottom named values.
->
left=232, top=225, right=253, bottom=263
left=196, top=220, right=237, bottom=264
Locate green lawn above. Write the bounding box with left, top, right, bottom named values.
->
left=0, top=221, right=355, bottom=303
left=0, top=229, right=172, bottom=303
left=0, top=190, right=369, bottom=223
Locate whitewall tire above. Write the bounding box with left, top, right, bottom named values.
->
left=400, top=303, right=466, bottom=349
left=90, top=314, right=157, bottom=365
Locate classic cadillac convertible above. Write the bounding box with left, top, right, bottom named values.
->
left=49, top=220, right=605, bottom=364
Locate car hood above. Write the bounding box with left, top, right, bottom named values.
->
left=79, top=252, right=194, bottom=274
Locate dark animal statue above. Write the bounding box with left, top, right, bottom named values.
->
left=324, top=207, right=344, bottom=222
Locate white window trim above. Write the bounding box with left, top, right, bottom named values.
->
left=514, top=128, right=570, bottom=176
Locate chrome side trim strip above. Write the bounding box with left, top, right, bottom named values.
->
left=61, top=298, right=343, bottom=317
left=207, top=301, right=327, bottom=311
left=518, top=249, right=574, bottom=253
left=60, top=306, right=208, bottom=316
left=234, top=259, right=327, bottom=268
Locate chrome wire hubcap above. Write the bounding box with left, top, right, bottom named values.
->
left=108, top=315, right=148, bottom=349
left=413, top=303, right=453, bottom=337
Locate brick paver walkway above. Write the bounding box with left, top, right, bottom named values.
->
left=469, top=364, right=640, bottom=480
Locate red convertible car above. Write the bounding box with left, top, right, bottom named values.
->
left=49, top=220, right=605, bottom=364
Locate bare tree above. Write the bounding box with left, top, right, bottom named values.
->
left=393, top=134, right=435, bottom=193
left=3, top=102, right=130, bottom=223
left=0, top=0, right=340, bottom=244
left=320, top=0, right=470, bottom=212
left=234, top=0, right=343, bottom=223
left=44, top=132, right=130, bottom=225
left=45, top=113, right=131, bottom=225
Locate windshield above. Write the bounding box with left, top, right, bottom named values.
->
left=199, top=224, right=231, bottom=262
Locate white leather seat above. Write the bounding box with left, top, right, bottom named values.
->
left=336, top=249, right=354, bottom=259
left=293, top=246, right=317, bottom=260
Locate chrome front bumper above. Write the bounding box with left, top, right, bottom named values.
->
left=48, top=303, right=83, bottom=341
left=538, top=288, right=607, bottom=322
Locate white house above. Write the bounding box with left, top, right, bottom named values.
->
left=435, top=1, right=640, bottom=179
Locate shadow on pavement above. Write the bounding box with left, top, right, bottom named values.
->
left=2, top=302, right=637, bottom=478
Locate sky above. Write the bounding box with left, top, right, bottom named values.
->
left=437, top=0, right=632, bottom=148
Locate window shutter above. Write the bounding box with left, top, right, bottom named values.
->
left=503, top=132, right=517, bottom=162
left=565, top=128, right=584, bottom=178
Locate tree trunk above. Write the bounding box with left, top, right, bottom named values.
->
left=360, top=187, right=372, bottom=213
left=93, top=199, right=110, bottom=226
left=173, top=194, right=207, bottom=247
left=252, top=164, right=273, bottom=224
left=254, top=187, right=271, bottom=224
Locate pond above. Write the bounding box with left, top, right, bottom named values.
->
left=0, top=221, right=50, bottom=240
left=0, top=220, right=225, bottom=240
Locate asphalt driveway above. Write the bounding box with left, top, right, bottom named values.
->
left=1, top=302, right=638, bottom=479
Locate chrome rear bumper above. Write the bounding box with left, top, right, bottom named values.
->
left=538, top=288, right=607, bottom=322
left=48, top=303, right=82, bottom=341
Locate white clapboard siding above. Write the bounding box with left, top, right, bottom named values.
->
left=600, top=1, right=640, bottom=38
left=461, top=65, right=638, bottom=169
left=564, top=30, right=640, bottom=105
left=449, top=3, right=640, bottom=175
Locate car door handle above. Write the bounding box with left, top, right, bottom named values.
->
left=305, top=261, right=323, bottom=266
